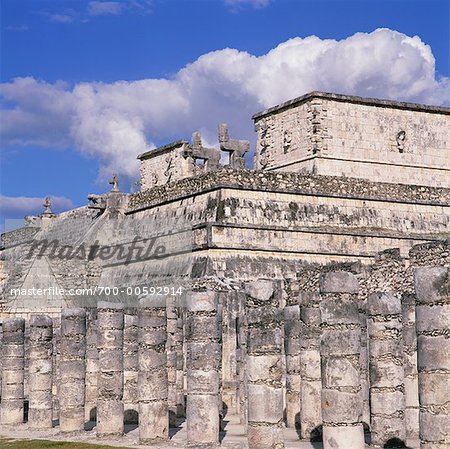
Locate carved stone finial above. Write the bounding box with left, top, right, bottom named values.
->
left=40, top=197, right=55, bottom=218
left=218, top=123, right=249, bottom=169
left=188, top=131, right=220, bottom=172
left=109, top=173, right=120, bottom=192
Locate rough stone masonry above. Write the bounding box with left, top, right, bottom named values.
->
left=0, top=92, right=449, bottom=448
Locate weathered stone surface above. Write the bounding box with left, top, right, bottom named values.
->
left=415, top=267, right=450, bottom=448
left=186, top=290, right=220, bottom=447
left=138, top=300, right=168, bottom=443
left=59, top=308, right=86, bottom=433
left=97, top=302, right=124, bottom=437
left=320, top=271, right=359, bottom=294
left=28, top=315, right=53, bottom=429
left=0, top=317, right=25, bottom=426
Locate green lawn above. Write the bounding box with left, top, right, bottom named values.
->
left=0, top=439, right=134, bottom=449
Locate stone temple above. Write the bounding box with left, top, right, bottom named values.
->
left=0, top=91, right=449, bottom=449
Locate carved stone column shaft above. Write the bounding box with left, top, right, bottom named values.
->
left=28, top=315, right=53, bottom=429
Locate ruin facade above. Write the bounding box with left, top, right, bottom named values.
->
left=0, top=91, right=449, bottom=448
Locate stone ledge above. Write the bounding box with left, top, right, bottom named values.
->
left=128, top=168, right=450, bottom=212
left=252, top=90, right=450, bottom=120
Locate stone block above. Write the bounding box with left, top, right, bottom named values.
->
left=247, top=327, right=283, bottom=355
left=321, top=329, right=361, bottom=355
left=322, top=389, right=362, bottom=424
left=320, top=298, right=360, bottom=324
left=300, top=349, right=321, bottom=378
left=418, top=372, right=450, bottom=406
left=248, top=384, right=283, bottom=424
left=416, top=304, right=450, bottom=332
left=186, top=290, right=218, bottom=312
left=322, top=356, right=360, bottom=388
left=370, top=390, right=405, bottom=415
left=245, top=280, right=275, bottom=302
left=247, top=355, right=283, bottom=383
left=322, top=424, right=364, bottom=449
left=187, top=369, right=219, bottom=394
left=417, top=335, right=450, bottom=371
left=139, top=400, right=169, bottom=442
left=247, top=424, right=284, bottom=449
left=419, top=411, right=450, bottom=442
left=186, top=394, right=219, bottom=444
left=368, top=291, right=402, bottom=315
left=319, top=271, right=359, bottom=294
left=369, top=362, right=404, bottom=388
left=414, top=267, right=449, bottom=303
left=187, top=342, right=221, bottom=370
left=97, top=399, right=124, bottom=435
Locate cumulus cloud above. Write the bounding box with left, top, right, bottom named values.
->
left=0, top=195, right=74, bottom=220
left=1, top=29, right=448, bottom=180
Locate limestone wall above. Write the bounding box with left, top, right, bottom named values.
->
left=138, top=140, right=198, bottom=190
left=253, top=92, right=450, bottom=187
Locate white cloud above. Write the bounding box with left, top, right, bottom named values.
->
left=225, top=0, right=271, bottom=9
left=43, top=1, right=152, bottom=23
left=88, top=1, right=123, bottom=16
left=0, top=195, right=74, bottom=219
left=48, top=13, right=76, bottom=23
left=1, top=29, right=449, bottom=180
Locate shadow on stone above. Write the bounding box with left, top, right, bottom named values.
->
left=363, top=422, right=371, bottom=445
left=383, top=438, right=409, bottom=448
left=89, top=406, right=97, bottom=422
left=169, top=416, right=186, bottom=438
left=124, top=408, right=138, bottom=425
left=24, top=400, right=29, bottom=422
left=84, top=420, right=96, bottom=431
left=310, top=425, right=323, bottom=444
left=294, top=412, right=302, bottom=439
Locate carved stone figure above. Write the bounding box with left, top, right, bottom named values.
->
left=109, top=173, right=120, bottom=192
left=164, top=155, right=173, bottom=182
left=397, top=130, right=406, bottom=153
left=283, top=130, right=292, bottom=154
left=186, top=131, right=220, bottom=172
left=218, top=123, right=249, bottom=169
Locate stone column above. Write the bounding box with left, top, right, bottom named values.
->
left=298, top=291, right=322, bottom=440
left=138, top=297, right=169, bottom=443
left=402, top=293, right=420, bottom=442
left=28, top=315, right=53, bottom=429
left=319, top=271, right=364, bottom=449
left=59, top=308, right=86, bottom=433
left=246, top=280, right=284, bottom=449
left=176, top=308, right=185, bottom=417
left=0, top=317, right=25, bottom=425
left=367, top=292, right=406, bottom=447
left=167, top=298, right=178, bottom=427
left=52, top=316, right=61, bottom=421
left=284, top=303, right=301, bottom=430
left=97, top=302, right=124, bottom=437
left=221, top=290, right=240, bottom=415
left=414, top=267, right=450, bottom=449
left=123, top=313, right=138, bottom=424
left=85, top=309, right=98, bottom=422
left=237, top=290, right=248, bottom=427
left=186, top=290, right=221, bottom=448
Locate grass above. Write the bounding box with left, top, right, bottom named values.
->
left=0, top=439, right=135, bottom=449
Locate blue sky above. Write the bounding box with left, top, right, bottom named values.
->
left=1, top=0, right=449, bottom=225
